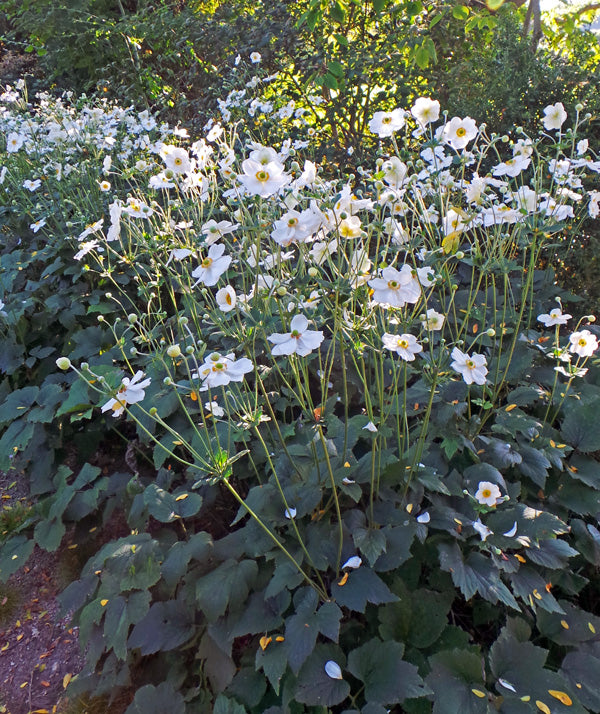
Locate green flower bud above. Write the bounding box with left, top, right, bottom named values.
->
left=128, top=313, right=137, bottom=324
left=56, top=357, right=71, bottom=371
left=185, top=345, right=194, bottom=355
left=167, top=344, right=181, bottom=358
left=307, top=267, right=319, bottom=278
left=149, top=407, right=158, bottom=416
left=163, top=377, right=173, bottom=387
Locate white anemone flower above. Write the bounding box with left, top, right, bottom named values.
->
left=537, top=308, right=572, bottom=326
left=368, top=265, right=421, bottom=308
left=411, top=97, right=441, bottom=127
left=382, top=333, right=423, bottom=361
left=6, top=132, right=25, bottom=152
left=475, top=481, right=502, bottom=507
left=472, top=518, right=493, bottom=541
left=542, top=102, right=567, bottom=131
left=238, top=158, right=290, bottom=197
left=215, top=285, right=237, bottom=312
left=568, top=329, right=599, bottom=358
left=204, top=400, right=225, bottom=418
left=421, top=308, right=445, bottom=331
left=442, top=116, right=478, bottom=150
left=193, top=352, right=254, bottom=391
left=101, top=371, right=151, bottom=417
left=450, top=347, right=488, bottom=385
left=162, top=145, right=191, bottom=174
left=268, top=314, right=324, bottom=357
left=368, top=108, right=406, bottom=137
left=201, top=219, right=240, bottom=245
left=192, top=243, right=232, bottom=287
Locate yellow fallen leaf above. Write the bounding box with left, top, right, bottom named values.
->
left=259, top=636, right=272, bottom=651
left=471, top=689, right=486, bottom=698
left=548, top=690, right=572, bottom=706
left=589, top=622, right=596, bottom=634
left=100, top=599, right=109, bottom=606
left=561, top=620, right=570, bottom=629
left=338, top=572, right=349, bottom=586
left=63, top=672, right=73, bottom=689
left=536, top=701, right=551, bottom=714
left=275, top=636, right=285, bottom=642
left=175, top=493, right=188, bottom=501
left=505, top=404, right=517, bottom=412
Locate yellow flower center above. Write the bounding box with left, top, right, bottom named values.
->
left=456, top=127, right=466, bottom=137
left=201, top=257, right=213, bottom=268
left=382, top=116, right=392, bottom=124
left=481, top=488, right=491, bottom=499
left=256, top=170, right=270, bottom=182
left=387, top=280, right=399, bottom=289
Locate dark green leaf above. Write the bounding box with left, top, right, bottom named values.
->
left=125, top=683, right=185, bottom=714
left=561, top=399, right=600, bottom=452
left=127, top=600, right=193, bottom=654
left=196, top=559, right=258, bottom=621
left=295, top=644, right=350, bottom=707
left=331, top=566, right=398, bottom=612
left=347, top=638, right=431, bottom=704
left=426, top=649, right=487, bottom=714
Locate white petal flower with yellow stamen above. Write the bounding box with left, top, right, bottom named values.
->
left=475, top=481, right=502, bottom=507
left=161, top=145, right=191, bottom=174
left=382, top=333, right=423, bottom=361
left=268, top=315, right=324, bottom=357
left=101, top=371, right=151, bottom=417
left=450, top=347, right=488, bottom=385
left=411, top=97, right=440, bottom=127
left=421, top=308, right=445, bottom=331
left=193, top=352, right=254, bottom=391
left=192, top=243, right=232, bottom=287
left=238, top=158, right=290, bottom=197
left=215, top=285, right=237, bottom=312
left=537, top=308, right=572, bottom=326
left=442, top=116, right=478, bottom=150
left=368, top=108, right=406, bottom=138
left=542, top=102, right=567, bottom=131
left=369, top=265, right=421, bottom=308
left=568, top=329, right=599, bottom=358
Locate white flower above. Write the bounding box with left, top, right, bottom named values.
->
left=204, top=400, right=225, bottom=418
left=450, top=347, right=488, bottom=385
left=99, top=180, right=111, bottom=192
left=381, top=156, right=408, bottom=189
left=193, top=352, right=254, bottom=391
left=123, top=197, right=153, bottom=218
left=421, top=308, right=445, bottom=331
left=368, top=108, right=406, bottom=137
left=442, top=116, right=478, bottom=150
left=542, top=102, right=567, bottom=131
left=162, top=145, right=191, bottom=174
left=101, top=371, right=151, bottom=417
left=363, top=421, right=378, bottom=432
left=192, top=243, right=232, bottom=287
left=30, top=219, right=46, bottom=233
left=341, top=556, right=362, bottom=569
left=250, top=51, right=262, bottom=63
left=165, top=248, right=193, bottom=265
left=411, top=97, right=440, bottom=127
left=238, top=158, right=290, bottom=197
left=201, top=219, right=240, bottom=245
left=268, top=314, right=324, bottom=357
left=368, top=265, right=421, bottom=308
left=215, top=285, right=237, bottom=312
left=78, top=219, right=104, bottom=241
left=74, top=240, right=100, bottom=261
left=310, top=239, right=337, bottom=265
left=324, top=661, right=343, bottom=680
left=537, top=308, right=572, bottom=326
left=471, top=518, right=493, bottom=541
left=475, top=481, right=502, bottom=507
left=23, top=179, right=41, bottom=192
left=577, top=139, right=589, bottom=156
left=337, top=215, right=362, bottom=239
left=492, top=155, right=531, bottom=178
left=569, top=329, right=599, bottom=358
left=382, top=333, right=423, bottom=361
left=6, top=132, right=25, bottom=152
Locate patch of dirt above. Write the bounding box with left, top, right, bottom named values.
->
left=0, top=48, right=41, bottom=86
left=0, top=472, right=84, bottom=714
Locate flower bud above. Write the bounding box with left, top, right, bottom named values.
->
left=56, top=357, right=71, bottom=370
left=587, top=315, right=596, bottom=322
left=307, top=267, right=319, bottom=278
left=276, top=286, right=287, bottom=297
left=185, top=345, right=194, bottom=355
left=575, top=103, right=584, bottom=112
left=130, top=347, right=137, bottom=356
left=163, top=377, right=173, bottom=386
left=455, top=251, right=465, bottom=259
left=167, top=344, right=181, bottom=358
left=149, top=407, right=158, bottom=416
left=486, top=328, right=496, bottom=337
left=178, top=316, right=189, bottom=326
left=97, top=315, right=105, bottom=322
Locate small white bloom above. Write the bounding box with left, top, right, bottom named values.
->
left=542, top=102, right=567, bottom=131
left=450, top=347, right=488, bottom=385
left=268, top=314, right=324, bottom=357
left=537, top=308, right=572, bottom=326
left=363, top=421, right=378, bottom=433
left=250, top=51, right=262, bottom=63
left=442, top=116, right=478, bottom=150
left=192, top=243, right=232, bottom=287
left=30, top=219, right=46, bottom=233
left=368, top=108, right=406, bottom=138
left=23, top=179, right=41, bottom=192
left=475, top=481, right=502, bottom=507
left=101, top=371, right=151, bottom=417
left=382, top=333, right=423, bottom=361
left=215, top=285, right=237, bottom=312
left=421, top=308, right=445, bottom=331
left=411, top=97, right=440, bottom=127
left=193, top=352, right=254, bottom=391
left=568, top=329, right=599, bottom=358
left=204, top=400, right=225, bottom=418
left=369, top=265, right=421, bottom=308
